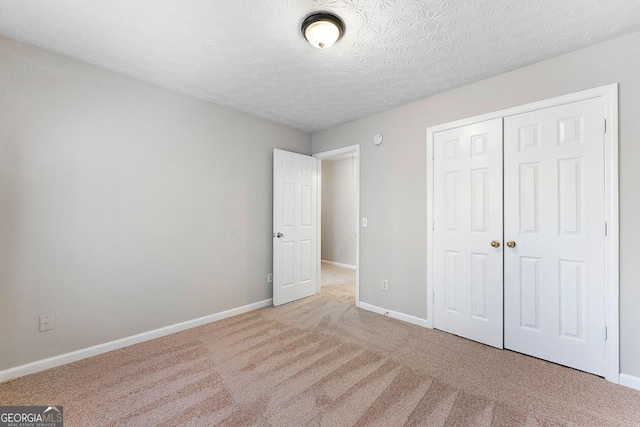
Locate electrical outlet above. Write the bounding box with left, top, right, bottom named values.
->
left=267, top=273, right=273, bottom=283
left=39, top=314, right=53, bottom=332
left=381, top=279, right=389, bottom=291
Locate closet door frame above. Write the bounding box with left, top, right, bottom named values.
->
left=426, top=84, right=619, bottom=384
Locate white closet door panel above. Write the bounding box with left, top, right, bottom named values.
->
left=504, top=98, right=606, bottom=376
left=433, top=119, right=503, bottom=348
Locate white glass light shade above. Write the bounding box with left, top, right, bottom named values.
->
left=304, top=20, right=340, bottom=49
left=301, top=13, right=344, bottom=49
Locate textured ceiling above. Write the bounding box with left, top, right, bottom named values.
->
left=1, top=1, right=640, bottom=133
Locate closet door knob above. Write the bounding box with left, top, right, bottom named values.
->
left=490, top=240, right=500, bottom=248
left=506, top=241, right=516, bottom=248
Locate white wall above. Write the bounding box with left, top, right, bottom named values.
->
left=312, top=31, right=640, bottom=378
left=321, top=157, right=357, bottom=267
left=0, top=36, right=311, bottom=371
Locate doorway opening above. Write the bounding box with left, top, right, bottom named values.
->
left=314, top=145, right=360, bottom=306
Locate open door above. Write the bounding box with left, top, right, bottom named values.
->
left=273, top=149, right=318, bottom=306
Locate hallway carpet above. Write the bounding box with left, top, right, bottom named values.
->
left=1, top=263, right=639, bottom=426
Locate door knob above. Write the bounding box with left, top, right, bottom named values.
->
left=506, top=240, right=516, bottom=248
left=276, top=232, right=283, bottom=238
left=490, top=240, right=500, bottom=248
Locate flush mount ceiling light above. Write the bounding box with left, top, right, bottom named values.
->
left=301, top=12, right=344, bottom=49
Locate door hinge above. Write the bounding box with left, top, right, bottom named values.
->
left=432, top=289, right=435, bottom=303
left=603, top=325, right=608, bottom=340
left=604, top=222, right=608, bottom=236
left=603, top=118, right=607, bottom=133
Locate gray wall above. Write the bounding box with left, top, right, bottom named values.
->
left=312, top=31, right=640, bottom=378
left=321, top=158, right=357, bottom=267
left=0, top=36, right=311, bottom=371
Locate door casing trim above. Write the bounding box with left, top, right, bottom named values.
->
left=426, top=84, right=619, bottom=383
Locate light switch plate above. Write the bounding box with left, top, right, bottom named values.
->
left=362, top=218, right=368, bottom=228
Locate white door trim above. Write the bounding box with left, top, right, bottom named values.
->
left=426, top=84, right=619, bottom=384
left=313, top=145, right=360, bottom=306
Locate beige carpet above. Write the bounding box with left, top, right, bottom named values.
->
left=1, top=262, right=639, bottom=426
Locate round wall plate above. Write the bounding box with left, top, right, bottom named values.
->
left=373, top=133, right=383, bottom=145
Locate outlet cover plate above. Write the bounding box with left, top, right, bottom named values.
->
left=39, top=314, right=53, bottom=332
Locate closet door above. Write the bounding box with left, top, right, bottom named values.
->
left=433, top=118, right=503, bottom=348
left=503, top=98, right=606, bottom=376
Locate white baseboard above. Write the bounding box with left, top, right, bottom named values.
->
left=0, top=298, right=272, bottom=383
left=321, top=260, right=356, bottom=270
left=619, top=373, right=640, bottom=391
left=357, top=301, right=428, bottom=328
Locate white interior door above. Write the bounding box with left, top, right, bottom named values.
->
left=504, top=98, right=606, bottom=376
left=433, top=118, right=504, bottom=348
left=273, top=149, right=318, bottom=306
